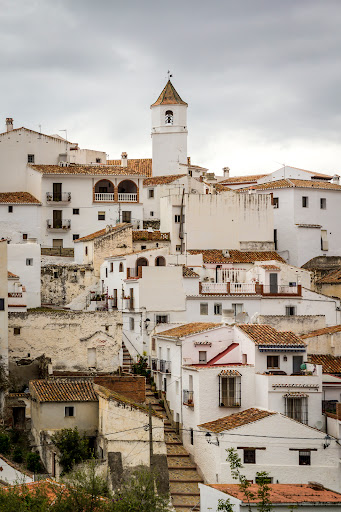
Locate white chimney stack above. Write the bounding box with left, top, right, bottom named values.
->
left=223, top=167, right=230, bottom=178
left=6, top=118, right=13, bottom=132
left=332, top=174, right=340, bottom=185
left=121, top=152, right=128, bottom=167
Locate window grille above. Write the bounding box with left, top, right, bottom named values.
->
left=219, top=376, right=241, bottom=407
left=284, top=396, right=308, bottom=424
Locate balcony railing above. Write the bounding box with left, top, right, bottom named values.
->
left=183, top=390, right=194, bottom=407
left=262, top=285, right=299, bottom=295
left=95, top=193, right=115, bottom=202
left=46, top=192, right=71, bottom=203
left=159, top=360, right=171, bottom=374
left=199, top=282, right=301, bottom=296
left=118, top=193, right=137, bottom=202
left=46, top=219, right=71, bottom=230
left=201, top=282, right=229, bottom=294
left=230, top=283, right=256, bottom=294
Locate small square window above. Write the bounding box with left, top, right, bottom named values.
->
left=148, top=189, right=154, bottom=198
left=129, top=317, right=135, bottom=330
left=320, top=198, right=326, bottom=209
left=105, top=325, right=109, bottom=332
left=267, top=355, right=279, bottom=369
left=255, top=476, right=272, bottom=484
left=214, top=303, right=222, bottom=315
left=156, top=315, right=168, bottom=324
left=53, top=271, right=58, bottom=279
left=73, top=234, right=79, bottom=240
left=27, top=154, right=35, bottom=163
left=23, top=233, right=28, bottom=240
left=174, top=215, right=181, bottom=223
left=14, top=327, right=21, bottom=335
left=150, top=211, right=154, bottom=217
left=273, top=197, right=279, bottom=208
left=299, top=450, right=311, bottom=465
left=122, top=211, right=131, bottom=223
left=199, top=351, right=207, bottom=363
left=65, top=406, right=74, bottom=417
left=26, top=258, right=33, bottom=266
left=96, top=158, right=101, bottom=163
left=98, top=211, right=105, bottom=221
left=141, top=245, right=147, bottom=250
left=176, top=245, right=181, bottom=252
left=200, top=303, right=208, bottom=315
left=73, top=208, right=80, bottom=215
left=8, top=206, right=13, bottom=213
left=285, top=306, right=296, bottom=316
left=244, top=449, right=256, bottom=464
left=302, top=196, right=309, bottom=208
left=0, top=299, right=4, bottom=311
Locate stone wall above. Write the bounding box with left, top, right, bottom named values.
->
left=93, top=225, right=133, bottom=276
left=8, top=310, right=123, bottom=373
left=94, top=375, right=146, bottom=403
left=41, top=264, right=97, bottom=306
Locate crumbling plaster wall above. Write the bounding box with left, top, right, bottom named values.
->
left=41, top=264, right=97, bottom=306
left=8, top=310, right=123, bottom=372
left=257, top=315, right=326, bottom=335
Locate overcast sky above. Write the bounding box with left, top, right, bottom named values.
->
left=1, top=0, right=341, bottom=176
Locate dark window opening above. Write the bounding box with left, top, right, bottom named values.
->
left=267, top=355, right=279, bottom=369
left=14, top=327, right=21, bottom=335
left=244, top=449, right=256, bottom=464
left=73, top=209, right=79, bottom=215
left=8, top=206, right=13, bottom=213
left=65, top=406, right=74, bottom=417
left=299, top=450, right=311, bottom=465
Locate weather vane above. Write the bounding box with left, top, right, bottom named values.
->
left=167, top=70, right=173, bottom=80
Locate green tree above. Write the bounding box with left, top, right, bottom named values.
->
left=0, top=481, right=51, bottom=512
left=51, top=427, right=90, bottom=475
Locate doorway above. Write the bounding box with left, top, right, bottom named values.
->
left=269, top=273, right=278, bottom=293
left=293, top=355, right=303, bottom=374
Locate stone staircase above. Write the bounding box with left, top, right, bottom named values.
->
left=145, top=384, right=202, bottom=511
left=122, top=342, right=134, bottom=373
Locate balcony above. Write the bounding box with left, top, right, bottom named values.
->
left=94, top=192, right=115, bottom=202
left=46, top=219, right=71, bottom=230
left=199, top=282, right=302, bottom=297
left=46, top=192, right=71, bottom=204
left=262, top=284, right=300, bottom=296
left=118, top=193, right=137, bottom=202
left=93, top=193, right=138, bottom=203
left=183, top=390, right=194, bottom=407
left=159, top=360, right=171, bottom=374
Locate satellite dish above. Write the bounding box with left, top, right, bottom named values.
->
left=314, top=421, right=323, bottom=430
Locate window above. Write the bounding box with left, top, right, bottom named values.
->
left=156, top=315, right=168, bottom=324
left=200, top=303, right=208, bottom=315
left=110, top=262, right=113, bottom=272
left=105, top=268, right=108, bottom=278
left=96, top=158, right=101, bottom=163
left=274, top=229, right=278, bottom=250
left=214, top=303, right=222, bottom=315
left=285, top=306, right=296, bottom=316
left=129, top=317, right=135, bottom=330
left=119, top=262, right=124, bottom=272
left=190, top=428, right=194, bottom=445
left=232, top=303, right=243, bottom=318
left=150, top=211, right=154, bottom=217
left=65, top=406, right=74, bottom=417
left=0, top=299, right=4, bottom=311
left=320, top=198, right=326, bottom=209
left=14, top=327, right=21, bottom=335
left=122, top=211, right=131, bottom=223
left=141, top=245, right=147, bottom=250
left=174, top=215, right=181, bottom=223
left=199, top=351, right=207, bottom=364
left=165, top=110, right=173, bottom=125
left=148, top=189, right=154, bottom=198
left=73, top=234, right=79, bottom=240
left=151, top=338, right=156, bottom=351
left=22, top=233, right=28, bottom=240
left=220, top=376, right=241, bottom=407
left=299, top=450, right=311, bottom=465
left=321, top=229, right=328, bottom=251
left=302, top=196, right=309, bottom=208
left=273, top=197, right=279, bottom=208
left=98, top=211, right=105, bottom=220
left=26, top=258, right=33, bottom=266
left=85, top=246, right=88, bottom=256
left=8, top=206, right=13, bottom=213
left=176, top=245, right=181, bottom=252
left=243, top=449, right=256, bottom=464
left=27, top=154, right=35, bottom=163
left=73, top=208, right=79, bottom=215
left=256, top=476, right=272, bottom=484
left=53, top=271, right=58, bottom=279
left=284, top=396, right=308, bottom=424
left=267, top=355, right=279, bottom=369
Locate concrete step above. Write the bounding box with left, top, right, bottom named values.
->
left=172, top=495, right=201, bottom=508
left=169, top=469, right=203, bottom=483
left=170, top=481, right=200, bottom=495
left=167, top=456, right=195, bottom=468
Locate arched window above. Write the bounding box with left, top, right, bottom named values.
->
left=136, top=257, right=149, bottom=275
left=165, top=110, right=173, bottom=125
left=155, top=256, right=166, bottom=267
left=119, top=262, right=124, bottom=272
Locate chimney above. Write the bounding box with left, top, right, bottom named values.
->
left=6, top=118, right=13, bottom=132
left=332, top=174, right=340, bottom=185
left=223, top=167, right=230, bottom=178
left=121, top=152, right=128, bottom=167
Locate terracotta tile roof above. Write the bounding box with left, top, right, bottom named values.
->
left=30, top=164, right=149, bottom=177
left=106, top=158, right=152, bottom=177
left=182, top=265, right=200, bottom=278
left=188, top=249, right=285, bottom=264
left=218, top=369, right=241, bottom=376
left=199, top=408, right=275, bottom=433
left=132, top=230, right=170, bottom=241
left=7, top=271, right=19, bottom=278
left=237, top=324, right=306, bottom=347
left=246, top=178, right=341, bottom=191
left=143, top=174, right=186, bottom=186
left=208, top=484, right=341, bottom=504
left=220, top=174, right=268, bottom=185
left=30, top=379, right=98, bottom=402
left=215, top=183, right=232, bottom=192
left=316, top=268, right=341, bottom=284
left=0, top=192, right=40, bottom=204
left=308, top=354, right=341, bottom=374
left=301, top=325, right=341, bottom=338
left=74, top=223, right=129, bottom=242
left=158, top=322, right=221, bottom=338
left=151, top=80, right=188, bottom=107
left=4, top=479, right=66, bottom=502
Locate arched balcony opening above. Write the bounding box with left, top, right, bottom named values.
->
left=136, top=257, right=148, bottom=277
left=118, top=180, right=138, bottom=202
left=155, top=256, right=166, bottom=266
left=94, top=180, right=115, bottom=202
